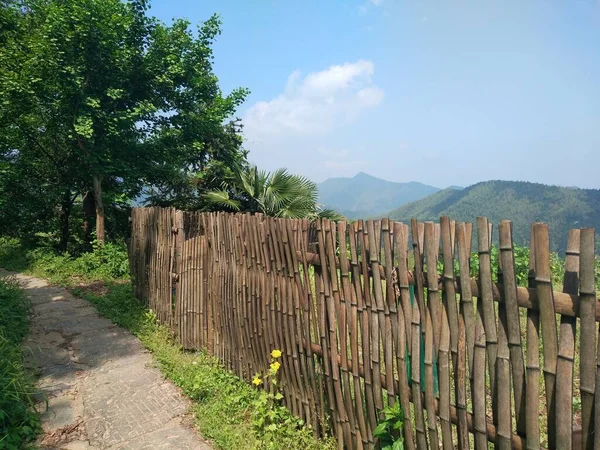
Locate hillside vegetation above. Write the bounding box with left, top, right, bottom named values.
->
left=318, top=172, right=439, bottom=219
left=388, top=180, right=600, bottom=253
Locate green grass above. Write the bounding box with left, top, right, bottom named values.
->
left=0, top=277, right=40, bottom=449
left=0, top=238, right=336, bottom=450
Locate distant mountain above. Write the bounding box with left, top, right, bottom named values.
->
left=318, top=172, right=440, bottom=219
left=388, top=180, right=600, bottom=253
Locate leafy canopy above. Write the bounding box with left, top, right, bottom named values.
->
left=0, top=0, right=248, bottom=245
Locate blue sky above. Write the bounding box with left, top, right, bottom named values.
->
left=149, top=0, right=600, bottom=189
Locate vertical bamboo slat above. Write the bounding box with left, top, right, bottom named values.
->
left=410, top=219, right=429, bottom=450
left=495, top=223, right=512, bottom=449
left=366, top=220, right=385, bottom=418
left=338, top=221, right=366, bottom=448
left=555, top=229, right=579, bottom=448
left=392, top=221, right=415, bottom=450
left=452, top=222, right=470, bottom=450
left=458, top=222, right=487, bottom=449
left=580, top=228, right=596, bottom=449
left=357, top=220, right=377, bottom=439
left=526, top=224, right=540, bottom=450
left=423, top=222, right=443, bottom=450
left=533, top=224, right=558, bottom=449
left=476, top=217, right=498, bottom=428
left=315, top=219, right=343, bottom=445
left=381, top=219, right=396, bottom=409
left=498, top=221, right=526, bottom=436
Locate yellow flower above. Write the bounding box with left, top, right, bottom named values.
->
left=270, top=361, right=281, bottom=373
left=271, top=349, right=282, bottom=359
left=252, top=376, right=262, bottom=386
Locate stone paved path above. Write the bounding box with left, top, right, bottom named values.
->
left=0, top=270, right=212, bottom=450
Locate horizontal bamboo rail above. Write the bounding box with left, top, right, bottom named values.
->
left=299, top=250, right=600, bottom=320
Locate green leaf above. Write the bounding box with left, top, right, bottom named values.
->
left=373, top=422, right=389, bottom=437
left=392, top=439, right=405, bottom=450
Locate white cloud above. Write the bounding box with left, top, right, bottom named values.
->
left=370, top=0, right=383, bottom=5
left=243, top=60, right=383, bottom=138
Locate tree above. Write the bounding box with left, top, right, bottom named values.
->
left=0, top=0, right=247, bottom=248
left=204, top=165, right=344, bottom=220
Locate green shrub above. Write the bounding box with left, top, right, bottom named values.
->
left=0, top=238, right=30, bottom=272
left=69, top=241, right=129, bottom=281
left=0, top=238, right=129, bottom=285
left=0, top=278, right=40, bottom=449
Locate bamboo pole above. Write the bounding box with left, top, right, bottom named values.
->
left=440, top=217, right=472, bottom=449
left=410, top=219, right=429, bottom=450
left=525, top=223, right=541, bottom=450
left=495, top=225, right=512, bottom=449
left=338, top=221, right=366, bottom=448
left=357, top=220, right=377, bottom=439
left=381, top=219, right=397, bottom=408
left=423, top=223, right=443, bottom=449
left=440, top=217, right=459, bottom=370
left=315, top=219, right=344, bottom=445
left=324, top=220, right=355, bottom=448
left=498, top=221, right=526, bottom=436
left=392, top=221, right=416, bottom=450
left=458, top=222, right=487, bottom=449
left=580, top=228, right=596, bottom=450
left=476, top=217, right=498, bottom=428
left=555, top=229, right=579, bottom=449
left=534, top=224, right=558, bottom=449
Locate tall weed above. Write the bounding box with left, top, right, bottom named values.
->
left=0, top=278, right=40, bottom=449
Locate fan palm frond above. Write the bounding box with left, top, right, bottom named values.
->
left=314, top=208, right=346, bottom=221
left=203, top=190, right=241, bottom=211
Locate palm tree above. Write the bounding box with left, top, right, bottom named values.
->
left=204, top=165, right=344, bottom=220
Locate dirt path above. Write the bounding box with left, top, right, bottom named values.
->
left=1, top=270, right=211, bottom=450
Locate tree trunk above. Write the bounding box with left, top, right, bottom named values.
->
left=82, top=190, right=95, bottom=248
left=58, top=193, right=73, bottom=252
left=93, top=175, right=105, bottom=244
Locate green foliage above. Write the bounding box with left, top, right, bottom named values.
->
left=468, top=244, right=587, bottom=289
left=245, top=350, right=319, bottom=449
left=0, top=0, right=248, bottom=246
left=0, top=238, right=30, bottom=272
left=373, top=402, right=405, bottom=450
left=0, top=278, right=41, bottom=449
left=0, top=238, right=129, bottom=285
left=388, top=180, right=600, bottom=254
left=205, top=164, right=344, bottom=220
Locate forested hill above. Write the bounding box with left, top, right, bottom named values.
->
left=387, top=180, right=600, bottom=253
left=318, top=172, right=439, bottom=219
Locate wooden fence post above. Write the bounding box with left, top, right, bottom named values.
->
left=173, top=210, right=184, bottom=338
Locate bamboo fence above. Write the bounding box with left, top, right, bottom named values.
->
left=128, top=207, right=599, bottom=449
